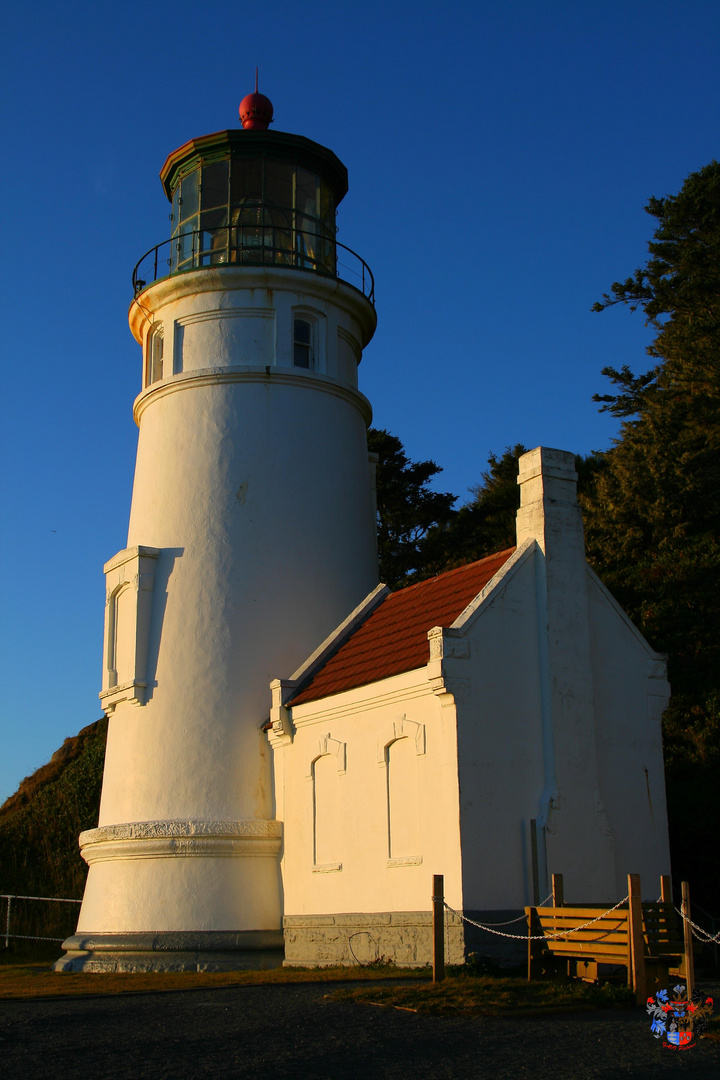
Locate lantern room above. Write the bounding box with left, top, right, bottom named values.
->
left=133, top=127, right=373, bottom=301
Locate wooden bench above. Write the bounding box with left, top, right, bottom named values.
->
left=525, top=874, right=692, bottom=1003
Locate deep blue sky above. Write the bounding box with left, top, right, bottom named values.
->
left=1, top=0, right=719, bottom=804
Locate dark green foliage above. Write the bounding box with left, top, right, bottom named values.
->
left=0, top=719, right=107, bottom=942
left=662, top=693, right=720, bottom=912
left=420, top=445, right=528, bottom=574
left=592, top=160, right=720, bottom=383
left=587, top=160, right=720, bottom=912
left=368, top=428, right=456, bottom=588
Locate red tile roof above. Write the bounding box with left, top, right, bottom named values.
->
left=289, top=549, right=515, bottom=707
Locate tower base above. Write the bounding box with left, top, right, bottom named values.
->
left=53, top=930, right=284, bottom=972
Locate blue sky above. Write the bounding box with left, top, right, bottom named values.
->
left=1, top=0, right=719, bottom=803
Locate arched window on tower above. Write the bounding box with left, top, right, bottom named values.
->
left=147, top=324, right=164, bottom=385
left=293, top=317, right=314, bottom=369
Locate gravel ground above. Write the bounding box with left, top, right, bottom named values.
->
left=1, top=981, right=718, bottom=1080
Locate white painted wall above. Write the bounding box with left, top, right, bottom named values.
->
left=271, top=669, right=465, bottom=918
left=586, top=570, right=671, bottom=899
left=448, top=548, right=548, bottom=910
left=270, top=444, right=672, bottom=954
left=77, top=265, right=378, bottom=938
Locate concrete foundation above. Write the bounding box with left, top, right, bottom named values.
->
left=54, top=930, right=284, bottom=972
left=282, top=911, right=465, bottom=967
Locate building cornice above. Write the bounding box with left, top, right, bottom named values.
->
left=79, top=820, right=283, bottom=864
left=132, top=366, right=373, bottom=426
left=129, top=265, right=376, bottom=345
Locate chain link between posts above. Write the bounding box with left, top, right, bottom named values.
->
left=437, top=893, right=720, bottom=946
left=460, top=893, right=553, bottom=927
left=675, top=906, right=720, bottom=944
left=439, top=894, right=631, bottom=941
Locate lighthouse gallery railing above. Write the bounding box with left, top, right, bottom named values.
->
left=132, top=223, right=374, bottom=303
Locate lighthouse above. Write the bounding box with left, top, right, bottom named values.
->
left=58, top=89, right=379, bottom=971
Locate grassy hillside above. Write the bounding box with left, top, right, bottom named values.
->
left=0, top=719, right=107, bottom=945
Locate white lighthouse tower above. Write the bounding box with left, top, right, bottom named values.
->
left=58, top=89, right=379, bottom=970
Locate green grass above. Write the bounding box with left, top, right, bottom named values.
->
left=330, top=972, right=636, bottom=1016
left=0, top=961, right=430, bottom=1000
left=3, top=955, right=716, bottom=1037
left=0, top=941, right=64, bottom=966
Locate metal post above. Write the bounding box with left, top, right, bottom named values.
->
left=552, top=873, right=564, bottom=908
left=4, top=896, right=10, bottom=949
left=432, top=874, right=445, bottom=983
left=681, top=881, right=694, bottom=998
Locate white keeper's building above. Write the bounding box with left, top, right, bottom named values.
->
left=57, top=93, right=672, bottom=972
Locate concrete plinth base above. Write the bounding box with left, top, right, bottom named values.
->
left=54, top=930, right=284, bottom=972
left=283, top=911, right=465, bottom=967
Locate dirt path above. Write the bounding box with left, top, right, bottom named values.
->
left=1, top=981, right=718, bottom=1079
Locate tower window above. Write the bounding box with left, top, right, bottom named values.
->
left=148, top=324, right=164, bottom=384
left=293, top=318, right=313, bottom=368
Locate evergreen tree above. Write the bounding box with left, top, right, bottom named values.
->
left=368, top=428, right=456, bottom=589
left=420, top=445, right=529, bottom=574
left=586, top=161, right=720, bottom=910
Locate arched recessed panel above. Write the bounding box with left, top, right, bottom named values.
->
left=100, top=546, right=159, bottom=713
left=313, top=754, right=341, bottom=868
left=387, top=737, right=419, bottom=860
left=111, top=585, right=135, bottom=688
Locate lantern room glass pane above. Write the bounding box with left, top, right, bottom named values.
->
left=230, top=159, right=262, bottom=205
left=201, top=160, right=229, bottom=210
left=201, top=207, right=228, bottom=231
left=171, top=186, right=180, bottom=231
left=296, top=168, right=318, bottom=219
left=264, top=161, right=293, bottom=211
left=200, top=208, right=229, bottom=265
left=319, top=181, right=334, bottom=225
left=179, top=172, right=199, bottom=224
left=173, top=223, right=197, bottom=271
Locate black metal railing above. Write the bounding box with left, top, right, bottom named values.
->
left=132, top=224, right=374, bottom=303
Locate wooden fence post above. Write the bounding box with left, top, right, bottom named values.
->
left=432, top=874, right=445, bottom=983
left=628, top=873, right=646, bottom=1004
left=552, top=873, right=564, bottom=908
left=681, top=881, right=694, bottom=998
left=660, top=875, right=672, bottom=903
left=530, top=820, right=540, bottom=905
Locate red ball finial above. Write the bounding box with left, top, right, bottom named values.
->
left=239, top=69, right=274, bottom=130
